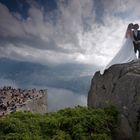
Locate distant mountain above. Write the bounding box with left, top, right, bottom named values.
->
left=0, top=58, right=96, bottom=94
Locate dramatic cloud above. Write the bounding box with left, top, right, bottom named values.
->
left=0, top=0, right=140, bottom=68
left=0, top=78, right=18, bottom=88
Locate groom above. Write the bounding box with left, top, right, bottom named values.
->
left=133, top=24, right=140, bottom=58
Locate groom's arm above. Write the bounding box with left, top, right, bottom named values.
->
left=137, top=31, right=140, bottom=43
left=132, top=31, right=138, bottom=43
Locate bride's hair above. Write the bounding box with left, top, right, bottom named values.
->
left=125, top=23, right=133, bottom=38
left=127, top=23, right=133, bottom=30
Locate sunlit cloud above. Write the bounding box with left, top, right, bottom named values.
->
left=0, top=0, right=140, bottom=68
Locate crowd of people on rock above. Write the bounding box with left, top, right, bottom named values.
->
left=0, top=86, right=46, bottom=117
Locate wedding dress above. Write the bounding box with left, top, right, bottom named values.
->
left=101, top=31, right=137, bottom=74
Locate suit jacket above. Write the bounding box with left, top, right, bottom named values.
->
left=133, top=30, right=140, bottom=46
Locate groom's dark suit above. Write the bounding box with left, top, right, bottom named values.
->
left=133, top=30, right=140, bottom=58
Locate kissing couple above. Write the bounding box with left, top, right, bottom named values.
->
left=101, top=23, right=140, bottom=74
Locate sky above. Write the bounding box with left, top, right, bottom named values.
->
left=0, top=0, right=140, bottom=111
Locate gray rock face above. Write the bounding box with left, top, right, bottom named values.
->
left=88, top=59, right=140, bottom=140
left=19, top=90, right=48, bottom=114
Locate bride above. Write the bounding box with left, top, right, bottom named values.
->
left=101, top=23, right=137, bottom=74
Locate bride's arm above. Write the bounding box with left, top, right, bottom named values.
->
left=125, top=29, right=137, bottom=43
left=125, top=29, right=131, bottom=38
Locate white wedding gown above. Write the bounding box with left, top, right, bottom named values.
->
left=101, top=33, right=137, bottom=74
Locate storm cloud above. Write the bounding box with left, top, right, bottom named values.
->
left=0, top=0, right=139, bottom=67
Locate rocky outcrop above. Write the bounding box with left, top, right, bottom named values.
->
left=88, top=59, right=140, bottom=140
left=18, top=90, right=48, bottom=114
left=0, top=87, right=48, bottom=116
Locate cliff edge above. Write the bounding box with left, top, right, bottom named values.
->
left=88, top=59, right=140, bottom=140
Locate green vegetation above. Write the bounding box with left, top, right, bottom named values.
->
left=0, top=105, right=118, bottom=140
